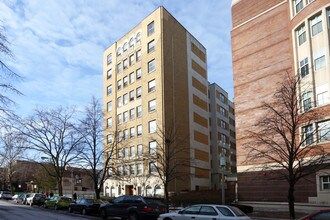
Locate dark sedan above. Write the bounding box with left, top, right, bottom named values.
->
left=68, top=198, right=102, bottom=215
left=299, top=209, right=330, bottom=220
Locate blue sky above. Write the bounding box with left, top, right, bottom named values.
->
left=0, top=0, right=233, bottom=115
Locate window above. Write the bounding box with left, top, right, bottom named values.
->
left=137, top=144, right=142, bottom=156
left=107, top=117, right=112, bottom=128
left=123, top=93, right=128, bottom=105
left=129, top=165, right=135, bottom=175
left=220, top=120, right=227, bottom=129
left=149, top=162, right=157, bottom=174
left=117, top=63, right=122, bottom=74
left=129, top=72, right=135, bottom=84
left=321, top=176, right=330, bottom=190
left=129, top=54, right=134, bottom=66
left=123, top=129, right=128, bottom=140
left=123, top=59, right=128, bottom=70
left=136, top=105, right=142, bottom=118
left=303, top=124, right=313, bottom=145
left=123, top=165, right=128, bottom=175
left=147, top=21, right=154, bottom=36
left=117, top=47, right=122, bottom=57
left=137, top=125, right=142, bottom=136
left=137, top=163, right=142, bottom=175
left=149, top=141, right=157, bottom=154
left=148, top=40, right=155, bottom=53
left=107, top=53, right=112, bottom=65
left=318, top=120, right=330, bottom=142
left=314, top=49, right=326, bottom=70
left=123, top=76, right=128, bottom=87
left=317, top=91, right=328, bottom=106
left=129, top=37, right=134, bottom=48
left=130, top=127, right=135, bottom=138
left=294, top=0, right=303, bottom=14
left=148, top=59, right=155, bottom=73
left=136, top=50, right=141, bottom=61
left=107, top=69, right=112, bottom=79
left=220, top=93, right=226, bottom=103
left=107, top=101, right=112, bottom=112
left=107, top=85, right=112, bottom=96
left=118, top=131, right=123, bottom=142
left=302, top=91, right=312, bottom=111
left=123, top=111, right=128, bottom=122
left=129, top=108, right=135, bottom=119
left=310, top=14, right=323, bottom=36
left=200, top=206, right=218, bottom=216
left=130, top=145, right=135, bottom=156
left=129, top=90, right=135, bottom=101
left=149, top=120, right=157, bottom=133
left=117, top=114, right=122, bottom=125
left=216, top=207, right=235, bottom=217
left=107, top=134, right=113, bottom=144
left=117, top=96, right=122, bottom=107
left=136, top=32, right=141, bottom=43
left=136, top=68, right=142, bottom=79
left=148, top=99, right=156, bottom=112
left=136, top=87, right=142, bottom=98
left=148, top=79, right=156, bottom=92
left=300, top=57, right=309, bottom=77
left=117, top=79, right=122, bottom=90
left=123, top=42, right=128, bottom=52
left=220, top=107, right=227, bottom=117
left=297, top=25, right=306, bottom=46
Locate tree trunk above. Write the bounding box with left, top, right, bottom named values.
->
left=95, top=186, right=101, bottom=199
left=57, top=178, right=63, bottom=196
left=164, top=183, right=169, bottom=213
left=288, top=182, right=295, bottom=220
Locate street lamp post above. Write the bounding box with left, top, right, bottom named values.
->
left=219, top=153, right=226, bottom=205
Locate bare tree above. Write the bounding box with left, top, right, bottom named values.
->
left=0, top=25, right=22, bottom=113
left=147, top=125, right=191, bottom=211
left=9, top=106, right=84, bottom=196
left=245, top=73, right=330, bottom=219
left=77, top=97, right=118, bottom=199
left=0, top=127, right=25, bottom=194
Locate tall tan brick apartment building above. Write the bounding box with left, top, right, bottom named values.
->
left=232, top=0, right=330, bottom=203
left=102, top=7, right=211, bottom=197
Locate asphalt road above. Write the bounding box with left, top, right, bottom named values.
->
left=0, top=199, right=100, bottom=220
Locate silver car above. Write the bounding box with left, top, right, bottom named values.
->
left=158, top=204, right=251, bottom=220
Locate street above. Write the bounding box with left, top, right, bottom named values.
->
left=0, top=199, right=100, bottom=220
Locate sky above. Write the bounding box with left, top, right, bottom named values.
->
left=0, top=0, right=233, bottom=116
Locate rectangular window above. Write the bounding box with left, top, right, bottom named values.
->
left=107, top=69, right=112, bottom=79
left=302, top=91, right=312, bottom=111
left=300, top=57, right=309, bottom=77
left=136, top=86, right=142, bottom=98
left=123, top=93, right=128, bottom=105
left=137, top=124, right=142, bottom=136
left=117, top=79, right=122, bottom=90
left=297, top=25, right=306, bottom=45
left=220, top=107, right=227, bottom=117
left=107, top=117, right=112, bottom=128
left=149, top=120, right=157, bottom=133
left=147, top=21, right=155, bottom=36
left=220, top=93, right=226, bottom=103
left=117, top=96, right=122, bottom=107
left=123, top=129, right=128, bottom=140
left=107, top=134, right=113, bottom=144
left=136, top=68, right=142, bottom=80
left=137, top=144, right=143, bottom=156
left=136, top=105, right=142, bottom=118
left=123, top=111, right=128, bottom=123
left=129, top=108, right=135, bottom=119
left=107, top=85, right=112, bottom=96
left=318, top=120, right=330, bottom=142
left=129, top=90, right=135, bottom=101
left=148, top=99, right=156, bottom=112
left=310, top=14, right=323, bottom=36
left=117, top=63, right=122, bottom=74
left=107, top=53, right=112, bottom=65
left=317, top=91, right=328, bottom=106
left=314, top=49, right=326, bottom=70
left=117, top=114, right=122, bottom=125
left=137, top=163, right=142, bottom=175
left=303, top=124, right=313, bottom=145
left=149, top=162, right=157, bottom=174
left=136, top=50, right=141, bottom=62
left=123, top=59, right=128, bottom=70
left=123, top=165, right=128, bottom=176
left=149, top=141, right=157, bottom=154
left=123, top=76, right=128, bottom=88
left=129, top=165, right=135, bottom=175
left=148, top=59, right=155, bottom=73
left=130, top=127, right=135, bottom=138
left=220, top=120, right=227, bottom=129
left=118, top=131, right=123, bottom=142
left=148, top=40, right=155, bottom=53
left=294, top=0, right=304, bottom=14
left=129, top=72, right=135, bottom=84
left=130, top=145, right=135, bottom=156
left=129, top=54, right=134, bottom=66
left=107, top=101, right=112, bottom=112
left=148, top=79, right=156, bottom=92
left=321, top=176, right=330, bottom=190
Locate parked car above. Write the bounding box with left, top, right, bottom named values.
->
left=16, top=193, right=30, bottom=204
left=99, top=195, right=166, bottom=220
left=26, top=193, right=46, bottom=206
left=44, top=196, right=72, bottom=210
left=157, top=204, right=251, bottom=220
left=68, top=198, right=103, bottom=215
left=0, top=191, right=12, bottom=200
left=299, top=209, right=330, bottom=220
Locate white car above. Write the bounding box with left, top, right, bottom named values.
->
left=158, top=204, right=251, bottom=220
